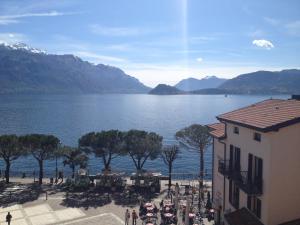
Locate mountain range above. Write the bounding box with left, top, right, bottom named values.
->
left=150, top=70, right=300, bottom=95
left=0, top=42, right=300, bottom=95
left=0, top=43, right=149, bottom=94
left=175, top=76, right=227, bottom=91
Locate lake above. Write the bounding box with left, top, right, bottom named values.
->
left=0, top=94, right=287, bottom=178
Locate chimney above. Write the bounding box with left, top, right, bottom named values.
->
left=291, top=95, right=300, bottom=100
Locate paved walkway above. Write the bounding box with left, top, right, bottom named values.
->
left=0, top=203, right=86, bottom=225
left=0, top=179, right=214, bottom=225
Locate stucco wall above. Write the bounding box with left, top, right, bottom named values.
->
left=224, top=123, right=272, bottom=225
left=212, top=137, right=226, bottom=222
left=268, top=123, right=300, bottom=225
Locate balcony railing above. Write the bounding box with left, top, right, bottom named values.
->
left=234, top=171, right=263, bottom=195
left=218, top=159, right=263, bottom=195
left=218, top=160, right=231, bottom=176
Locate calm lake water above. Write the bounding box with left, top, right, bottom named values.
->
left=0, top=94, right=287, bottom=178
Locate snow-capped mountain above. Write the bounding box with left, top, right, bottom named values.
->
left=0, top=42, right=150, bottom=94
left=0, top=42, right=46, bottom=54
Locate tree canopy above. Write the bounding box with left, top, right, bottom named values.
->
left=79, top=130, right=125, bottom=171
left=62, top=146, right=88, bottom=178
left=19, top=134, right=60, bottom=184
left=176, top=124, right=211, bottom=204
left=0, top=135, right=23, bottom=183
left=124, top=130, right=163, bottom=171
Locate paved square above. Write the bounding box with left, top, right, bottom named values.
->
left=24, top=204, right=51, bottom=217
left=54, top=208, right=85, bottom=222
left=0, top=218, right=28, bottom=225
left=0, top=204, right=21, bottom=213
left=29, top=213, right=57, bottom=225
left=0, top=209, right=24, bottom=222
left=65, top=214, right=123, bottom=225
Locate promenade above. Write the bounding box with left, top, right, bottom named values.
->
left=0, top=178, right=214, bottom=225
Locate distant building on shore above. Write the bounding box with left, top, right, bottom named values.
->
left=208, top=96, right=300, bottom=225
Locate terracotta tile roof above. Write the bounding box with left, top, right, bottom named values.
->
left=207, top=123, right=225, bottom=138
left=225, top=207, right=264, bottom=225
left=217, top=99, right=300, bottom=132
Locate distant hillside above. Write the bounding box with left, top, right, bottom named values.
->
left=191, top=88, right=231, bottom=95
left=175, top=76, right=227, bottom=91
left=219, top=69, right=300, bottom=94
left=149, top=84, right=184, bottom=95
left=0, top=43, right=150, bottom=94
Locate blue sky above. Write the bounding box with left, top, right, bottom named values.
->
left=0, top=0, right=300, bottom=87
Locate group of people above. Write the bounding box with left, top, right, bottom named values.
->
left=125, top=209, right=139, bottom=225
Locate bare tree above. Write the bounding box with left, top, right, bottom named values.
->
left=161, top=145, right=180, bottom=192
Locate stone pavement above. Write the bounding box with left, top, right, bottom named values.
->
left=0, top=203, right=85, bottom=225
left=0, top=179, right=214, bottom=225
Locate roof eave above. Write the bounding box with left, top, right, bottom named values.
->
left=217, top=116, right=300, bottom=133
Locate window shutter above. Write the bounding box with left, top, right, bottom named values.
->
left=248, top=154, right=253, bottom=182
left=247, top=195, right=251, bottom=209
left=257, top=198, right=262, bottom=218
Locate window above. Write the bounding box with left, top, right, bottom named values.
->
left=229, top=180, right=240, bottom=209
left=247, top=195, right=261, bottom=218
left=229, top=145, right=241, bottom=172
left=233, top=126, right=239, bottom=134
left=248, top=154, right=263, bottom=193
left=254, top=132, right=261, bottom=142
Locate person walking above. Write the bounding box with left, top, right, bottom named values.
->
left=132, top=209, right=138, bottom=225
left=125, top=209, right=130, bottom=225
left=6, top=212, right=12, bottom=225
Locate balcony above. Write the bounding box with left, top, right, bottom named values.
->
left=233, top=171, right=263, bottom=195
left=218, top=160, right=231, bottom=176
left=218, top=159, right=263, bottom=195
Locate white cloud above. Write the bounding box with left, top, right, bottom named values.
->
left=75, top=51, right=126, bottom=63
left=285, top=20, right=300, bottom=36
left=0, top=33, right=27, bottom=44
left=252, top=39, right=274, bottom=50
left=90, top=24, right=152, bottom=37
left=196, top=57, right=203, bottom=62
left=0, top=11, right=78, bottom=25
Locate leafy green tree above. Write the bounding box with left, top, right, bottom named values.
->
left=19, top=134, right=60, bottom=185
left=161, top=145, right=180, bottom=191
left=62, top=146, right=88, bottom=178
left=0, top=135, right=23, bottom=183
left=79, top=130, right=125, bottom=171
left=124, top=130, right=163, bottom=171
left=176, top=124, right=211, bottom=204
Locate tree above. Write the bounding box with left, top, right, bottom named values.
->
left=19, top=134, right=60, bottom=185
left=79, top=130, right=125, bottom=171
left=161, top=145, right=180, bottom=192
left=176, top=124, right=211, bottom=206
left=62, top=146, right=88, bottom=178
left=0, top=135, right=23, bottom=183
left=124, top=130, right=163, bottom=171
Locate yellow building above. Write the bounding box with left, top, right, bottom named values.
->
left=208, top=96, right=300, bottom=225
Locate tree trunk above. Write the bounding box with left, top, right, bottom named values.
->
left=38, top=160, right=43, bottom=185
left=168, top=163, right=172, bottom=192
left=72, top=165, right=75, bottom=178
left=198, top=148, right=204, bottom=209
left=5, top=160, right=10, bottom=184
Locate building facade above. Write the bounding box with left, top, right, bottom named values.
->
left=208, top=97, right=300, bottom=225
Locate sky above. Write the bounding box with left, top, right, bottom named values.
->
left=0, top=0, right=300, bottom=87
